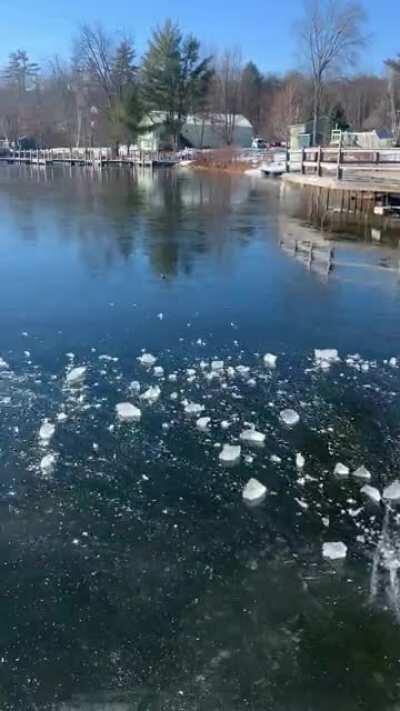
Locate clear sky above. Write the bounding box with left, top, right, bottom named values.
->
left=0, top=0, right=399, bottom=75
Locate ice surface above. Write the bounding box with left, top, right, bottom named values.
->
left=314, top=349, right=340, bottom=368
left=334, top=463, right=350, bottom=477
left=361, top=485, right=381, bottom=504
left=219, top=444, right=241, bottom=464
left=40, top=453, right=57, bottom=477
left=353, top=465, right=372, bottom=481
left=279, top=409, right=300, bottom=427
left=240, top=429, right=266, bottom=445
left=263, top=353, right=277, bottom=368
left=66, top=366, right=87, bottom=386
left=296, top=453, right=305, bottom=469
left=116, top=402, right=141, bottom=422
left=39, top=421, right=55, bottom=443
left=322, top=541, right=348, bottom=560
left=184, top=402, right=205, bottom=416
left=383, top=481, right=400, bottom=503
left=140, top=386, right=161, bottom=404
left=138, top=353, right=157, bottom=367
left=242, top=478, right=267, bottom=505
left=196, top=417, right=211, bottom=431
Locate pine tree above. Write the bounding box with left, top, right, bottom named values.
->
left=111, top=40, right=137, bottom=102
left=140, top=20, right=213, bottom=146
left=4, top=50, right=39, bottom=96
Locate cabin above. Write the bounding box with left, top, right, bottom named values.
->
left=289, top=117, right=332, bottom=150
left=131, top=111, right=254, bottom=152
left=330, top=128, right=394, bottom=149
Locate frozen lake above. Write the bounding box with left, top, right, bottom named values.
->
left=1, top=166, right=400, bottom=710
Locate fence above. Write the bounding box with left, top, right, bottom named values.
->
left=289, top=145, right=400, bottom=181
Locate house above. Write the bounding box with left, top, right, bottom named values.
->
left=330, top=128, right=394, bottom=149
left=131, top=111, right=254, bottom=152
left=289, top=117, right=332, bottom=150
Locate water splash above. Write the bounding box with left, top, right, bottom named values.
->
left=370, top=503, right=400, bottom=620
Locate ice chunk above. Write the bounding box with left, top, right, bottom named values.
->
left=157, top=312, right=164, bottom=320
left=39, top=421, right=55, bottom=443
left=116, top=402, right=141, bottom=422
left=314, top=349, right=340, bottom=369
left=153, top=366, right=164, bottom=378
left=236, top=365, right=250, bottom=376
left=184, top=402, right=205, bottom=416
left=296, top=452, right=305, bottom=469
left=353, top=465, right=372, bottom=481
left=211, top=360, right=224, bottom=371
left=270, top=455, right=282, bottom=464
left=221, top=420, right=231, bottom=430
left=140, top=386, right=161, bottom=404
left=40, top=453, right=57, bottom=477
left=361, top=485, right=381, bottom=504
left=219, top=444, right=241, bottom=464
left=196, top=417, right=211, bottom=431
left=383, top=480, right=400, bottom=503
left=322, top=542, right=347, bottom=560
left=242, top=478, right=267, bottom=505
left=240, top=429, right=266, bottom=445
left=279, top=409, right=300, bottom=427
left=129, top=380, right=141, bottom=393
left=389, top=357, right=398, bottom=368
left=57, top=412, right=68, bottom=423
left=263, top=353, right=277, bottom=368
left=226, top=366, right=236, bottom=378
left=66, top=366, right=87, bottom=386
left=0, top=357, right=9, bottom=370
left=138, top=353, right=157, bottom=367
left=334, top=462, right=350, bottom=477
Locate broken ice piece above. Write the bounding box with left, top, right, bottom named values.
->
left=153, top=366, right=164, bottom=378
left=389, top=357, right=398, bottom=368
left=66, top=366, right=87, bottom=386
left=138, top=353, right=157, bottom=367
left=219, top=444, right=241, bottom=464
left=40, top=453, right=57, bottom=477
left=221, top=420, right=231, bottom=430
left=296, top=452, right=305, bottom=469
left=242, top=478, right=267, bottom=505
left=129, top=380, right=141, bottom=393
left=279, top=409, right=300, bottom=427
left=270, top=455, right=282, bottom=464
left=322, top=541, right=347, bottom=560
left=184, top=402, right=205, bottom=416
left=116, top=402, right=141, bottom=422
left=0, top=357, right=9, bottom=369
left=196, top=417, right=211, bottom=431
left=39, top=421, right=55, bottom=444
left=314, top=349, right=340, bottom=369
left=240, top=430, right=266, bottom=445
left=383, top=480, right=400, bottom=503
left=140, top=386, right=161, bottom=404
left=353, top=465, right=372, bottom=481
left=211, top=360, right=224, bottom=371
left=360, top=485, right=381, bottom=504
left=263, top=353, right=277, bottom=368
left=334, top=463, right=350, bottom=477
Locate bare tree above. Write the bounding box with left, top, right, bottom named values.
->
left=209, top=48, right=243, bottom=145
left=296, top=0, right=366, bottom=145
left=385, top=56, right=400, bottom=144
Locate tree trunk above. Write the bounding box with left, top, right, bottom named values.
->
left=312, top=82, right=321, bottom=147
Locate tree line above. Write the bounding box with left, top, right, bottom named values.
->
left=1, top=0, right=400, bottom=150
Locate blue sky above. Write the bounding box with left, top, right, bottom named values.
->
left=0, top=0, right=399, bottom=75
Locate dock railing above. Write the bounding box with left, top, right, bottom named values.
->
left=289, top=145, right=400, bottom=180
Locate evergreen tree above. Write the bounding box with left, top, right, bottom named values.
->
left=4, top=50, right=39, bottom=96
left=111, top=40, right=137, bottom=102
left=141, top=20, right=213, bottom=146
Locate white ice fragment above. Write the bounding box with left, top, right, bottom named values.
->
left=129, top=380, right=141, bottom=393
left=270, top=455, right=282, bottom=464
left=389, top=357, right=398, bottom=368
left=322, top=541, right=347, bottom=560
left=184, top=402, right=205, bottom=416
left=236, top=365, right=250, bottom=376
left=353, top=465, right=372, bottom=481
left=322, top=516, right=330, bottom=528
left=39, top=421, right=55, bottom=444
left=279, top=409, right=300, bottom=427
left=263, top=353, right=277, bottom=368
left=196, top=417, right=211, bottom=431
left=153, top=366, right=164, bottom=378
left=116, top=402, right=141, bottom=422
left=219, top=444, right=241, bottom=464
left=242, top=478, right=267, bottom=505
left=240, top=430, right=266, bottom=445
left=226, top=367, right=236, bottom=378
left=221, top=420, right=231, bottom=430
left=186, top=368, right=196, bottom=377
left=140, top=386, right=161, bottom=404
left=199, top=360, right=208, bottom=370
left=334, top=463, right=350, bottom=477
left=157, top=312, right=164, bottom=320
left=170, top=392, right=178, bottom=401
left=383, top=480, right=400, bottom=503
left=244, top=454, right=254, bottom=464
left=57, top=412, right=68, bottom=423
left=314, top=349, right=340, bottom=369
left=66, top=366, right=87, bottom=386
left=211, top=360, right=224, bottom=371
left=138, top=353, right=157, bottom=367
left=361, top=485, right=381, bottom=504
left=296, top=452, right=305, bottom=469
left=168, top=373, right=178, bottom=382
left=0, top=357, right=9, bottom=370
left=40, top=453, right=57, bottom=477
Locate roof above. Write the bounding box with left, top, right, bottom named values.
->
left=141, top=111, right=253, bottom=130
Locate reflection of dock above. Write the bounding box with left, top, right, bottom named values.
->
left=280, top=237, right=334, bottom=276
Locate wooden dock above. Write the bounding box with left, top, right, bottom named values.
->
left=0, top=148, right=179, bottom=169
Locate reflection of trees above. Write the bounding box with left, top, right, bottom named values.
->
left=0, top=165, right=279, bottom=278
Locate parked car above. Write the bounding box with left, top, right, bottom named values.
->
left=251, top=137, right=268, bottom=149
